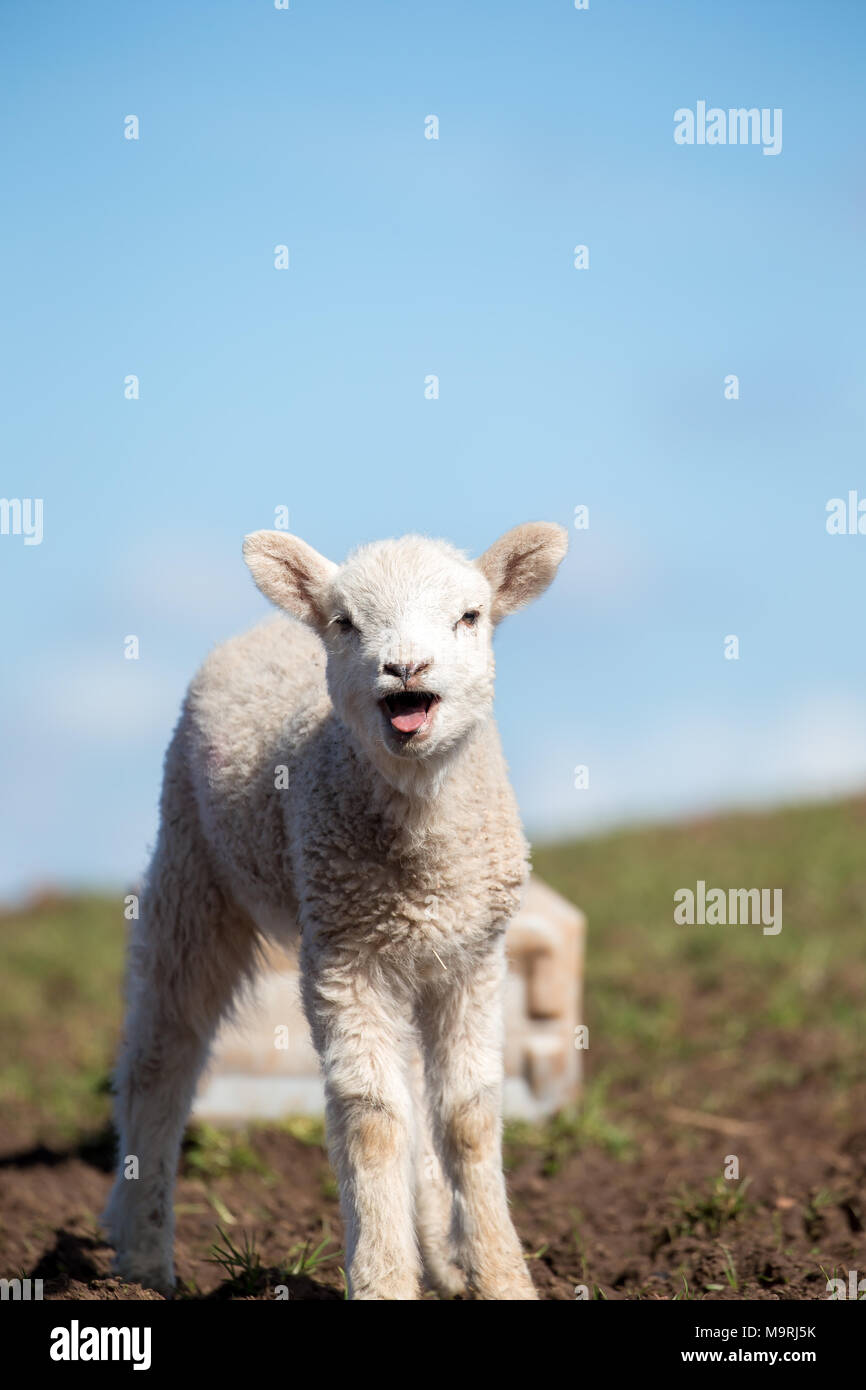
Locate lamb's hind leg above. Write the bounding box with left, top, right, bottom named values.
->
left=410, top=1049, right=467, bottom=1298
left=103, top=835, right=258, bottom=1294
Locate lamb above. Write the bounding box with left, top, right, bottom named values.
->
left=104, top=521, right=568, bottom=1300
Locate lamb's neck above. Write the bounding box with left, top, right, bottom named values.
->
left=360, top=719, right=499, bottom=831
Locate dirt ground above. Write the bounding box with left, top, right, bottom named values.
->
left=2, top=1064, right=863, bottom=1301
left=3, top=800, right=865, bottom=1300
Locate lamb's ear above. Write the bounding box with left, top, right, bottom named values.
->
left=476, top=522, right=568, bottom=623
left=243, top=531, right=338, bottom=630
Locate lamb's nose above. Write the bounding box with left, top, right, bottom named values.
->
left=383, top=660, right=430, bottom=687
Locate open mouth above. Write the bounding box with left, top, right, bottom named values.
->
left=380, top=691, right=439, bottom=737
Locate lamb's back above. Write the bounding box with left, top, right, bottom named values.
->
left=180, top=615, right=329, bottom=917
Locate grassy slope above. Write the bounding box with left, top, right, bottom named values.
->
left=534, top=795, right=866, bottom=1126
left=0, top=895, right=123, bottom=1144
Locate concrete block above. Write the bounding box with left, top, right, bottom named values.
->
left=193, top=875, right=586, bottom=1124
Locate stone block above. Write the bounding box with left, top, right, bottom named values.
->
left=193, top=875, right=586, bottom=1123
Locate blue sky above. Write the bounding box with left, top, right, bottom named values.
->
left=2, top=0, right=865, bottom=897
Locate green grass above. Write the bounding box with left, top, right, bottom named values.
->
left=206, top=1225, right=268, bottom=1295
left=718, top=1243, right=739, bottom=1291
left=0, top=894, right=124, bottom=1142
left=272, top=1115, right=326, bottom=1148
left=283, top=1234, right=341, bottom=1277
left=534, top=796, right=866, bottom=1110
left=206, top=1224, right=341, bottom=1295
left=183, top=1123, right=274, bottom=1181
left=663, top=1177, right=752, bottom=1241
left=505, top=1077, right=634, bottom=1173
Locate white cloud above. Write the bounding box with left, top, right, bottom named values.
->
left=520, top=689, right=866, bottom=842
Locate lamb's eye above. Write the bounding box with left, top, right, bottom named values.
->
left=334, top=616, right=355, bottom=633
left=459, top=610, right=479, bottom=627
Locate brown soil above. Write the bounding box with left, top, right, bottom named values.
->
left=1, top=1069, right=863, bottom=1301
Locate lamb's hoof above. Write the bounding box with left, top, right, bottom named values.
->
left=423, top=1261, right=469, bottom=1300
left=113, top=1254, right=176, bottom=1298
left=469, top=1266, right=539, bottom=1300
left=500, top=1280, right=539, bottom=1300
left=348, top=1273, right=422, bottom=1300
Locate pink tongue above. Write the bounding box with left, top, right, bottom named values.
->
left=391, top=702, right=428, bottom=733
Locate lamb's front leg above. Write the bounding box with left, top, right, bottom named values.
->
left=419, top=945, right=537, bottom=1300
left=302, top=948, right=421, bottom=1300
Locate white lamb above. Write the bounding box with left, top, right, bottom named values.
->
left=104, top=521, right=568, bottom=1300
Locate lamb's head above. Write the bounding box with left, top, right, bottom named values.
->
left=243, top=522, right=567, bottom=780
